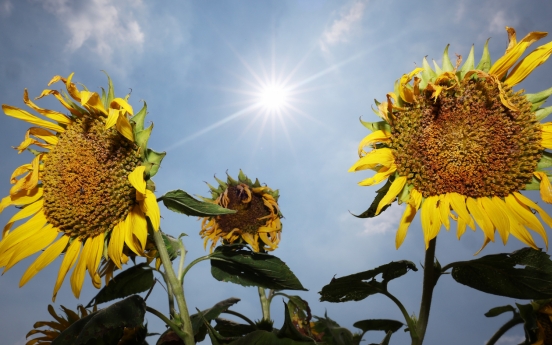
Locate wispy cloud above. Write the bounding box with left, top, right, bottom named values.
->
left=319, top=0, right=368, bottom=53
left=40, top=0, right=144, bottom=63
left=492, top=334, right=524, bottom=345
left=488, top=11, right=517, bottom=34
left=359, top=204, right=404, bottom=236
left=0, top=0, right=13, bottom=17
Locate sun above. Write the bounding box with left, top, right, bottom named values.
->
left=258, top=83, right=289, bottom=112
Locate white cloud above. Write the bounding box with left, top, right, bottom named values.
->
left=0, top=0, right=13, bottom=17
left=40, top=0, right=144, bottom=63
left=492, top=334, right=525, bottom=345
left=488, top=11, right=517, bottom=34
left=319, top=0, right=368, bottom=53
left=359, top=203, right=404, bottom=235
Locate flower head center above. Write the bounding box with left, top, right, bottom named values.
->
left=216, top=184, right=270, bottom=235
left=391, top=78, right=542, bottom=198
left=42, top=115, right=141, bottom=238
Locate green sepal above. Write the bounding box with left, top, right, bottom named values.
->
left=441, top=44, right=454, bottom=72
left=134, top=124, right=152, bottom=159
left=484, top=305, right=517, bottom=318
left=525, top=176, right=542, bottom=190
left=319, top=260, right=417, bottom=303
left=360, top=118, right=391, bottom=133
left=475, top=38, right=492, bottom=72
left=532, top=100, right=547, bottom=112
left=252, top=178, right=262, bottom=188
left=190, top=297, right=241, bottom=342
left=238, top=169, right=253, bottom=185
left=351, top=178, right=392, bottom=218
left=100, top=70, right=115, bottom=110
left=100, top=87, right=107, bottom=109
left=210, top=245, right=307, bottom=291
left=459, top=45, right=475, bottom=80
left=432, top=59, right=443, bottom=76
left=398, top=183, right=413, bottom=205
left=226, top=172, right=239, bottom=185
left=161, top=189, right=237, bottom=217
left=132, top=101, right=148, bottom=133
left=526, top=86, right=552, bottom=106
left=63, top=91, right=87, bottom=115
left=86, top=263, right=154, bottom=308
left=420, top=56, right=436, bottom=90
left=536, top=106, right=552, bottom=121
left=145, top=148, right=165, bottom=178
left=214, top=175, right=228, bottom=190
left=393, top=80, right=403, bottom=107
left=538, top=152, right=552, bottom=169
left=450, top=247, right=552, bottom=299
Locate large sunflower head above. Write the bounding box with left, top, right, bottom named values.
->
left=199, top=170, right=282, bottom=253
left=0, top=73, right=165, bottom=300
left=350, top=27, right=552, bottom=252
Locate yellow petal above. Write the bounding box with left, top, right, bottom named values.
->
left=449, top=192, right=475, bottom=229
left=64, top=73, right=82, bottom=102
left=421, top=195, right=441, bottom=249
left=129, top=205, right=147, bottom=249
left=489, top=30, right=548, bottom=79
left=534, top=172, right=552, bottom=203
left=128, top=166, right=146, bottom=194
left=53, top=239, right=81, bottom=302
left=505, top=194, right=547, bottom=243
left=36, top=89, right=82, bottom=117
left=110, top=98, right=134, bottom=116
left=358, top=165, right=397, bottom=186
left=123, top=213, right=143, bottom=256
left=505, top=40, right=552, bottom=87
left=466, top=197, right=495, bottom=242
left=376, top=176, right=407, bottom=215
left=108, top=223, right=125, bottom=269
left=358, top=130, right=391, bottom=156
left=396, top=203, right=416, bottom=249
left=86, top=233, right=104, bottom=281
left=80, top=90, right=107, bottom=115
left=503, top=207, right=538, bottom=250
left=542, top=123, right=552, bottom=149
left=438, top=194, right=451, bottom=231
left=8, top=186, right=43, bottom=207
left=116, top=114, right=135, bottom=142
left=71, top=239, right=91, bottom=298
left=457, top=217, right=467, bottom=239
left=513, top=192, right=550, bottom=249
left=2, top=199, right=43, bottom=236
left=20, top=235, right=69, bottom=287
left=142, top=190, right=160, bottom=231
left=480, top=197, right=510, bottom=244
left=1, top=210, right=47, bottom=255
left=23, top=89, right=71, bottom=125
left=474, top=236, right=492, bottom=255
left=349, top=148, right=395, bottom=172
left=4, top=224, right=57, bottom=272
left=3, top=105, right=65, bottom=133
left=106, top=108, right=119, bottom=129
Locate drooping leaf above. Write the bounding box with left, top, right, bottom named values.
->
left=280, top=294, right=312, bottom=337
left=351, top=179, right=393, bottom=218
left=87, top=263, right=154, bottom=307
left=484, top=305, right=517, bottom=318
left=214, top=318, right=257, bottom=338
left=190, top=298, right=241, bottom=342
left=517, top=302, right=539, bottom=344
left=227, top=330, right=316, bottom=345
left=52, top=295, right=146, bottom=345
left=319, top=261, right=417, bottom=303
left=161, top=189, right=236, bottom=217
left=353, top=319, right=403, bottom=334
left=277, top=302, right=316, bottom=342
left=210, top=246, right=307, bottom=291
left=451, top=248, right=552, bottom=299
left=312, top=313, right=355, bottom=345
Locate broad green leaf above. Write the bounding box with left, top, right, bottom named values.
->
left=484, top=305, right=517, bottom=318
left=210, top=246, right=307, bottom=291
left=191, top=297, right=241, bottom=342
left=277, top=303, right=317, bottom=342
left=52, top=295, right=146, bottom=345
left=319, top=261, right=417, bottom=303
left=353, top=319, right=403, bottom=334
left=351, top=178, right=393, bottom=218
left=312, top=313, right=355, bottom=345
left=451, top=248, right=552, bottom=299
left=359, top=118, right=391, bottom=133
left=86, top=263, right=154, bottom=307
left=475, top=39, right=492, bottom=72
left=214, top=318, right=257, bottom=338
left=161, top=189, right=236, bottom=217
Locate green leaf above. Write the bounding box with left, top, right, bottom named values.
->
left=282, top=294, right=312, bottom=336
left=191, top=297, right=241, bottom=342
left=312, top=313, right=355, bottom=345
left=526, top=86, right=552, bottom=106
left=475, top=38, right=492, bottom=72
left=52, top=295, right=146, bottom=345
left=441, top=44, right=454, bottom=72
left=459, top=45, right=475, bottom=80
left=145, top=148, right=166, bottom=178
left=359, top=118, right=391, bottom=133
left=319, top=261, right=417, bottom=303
left=379, top=330, right=393, bottom=345
left=214, top=318, right=257, bottom=338
left=353, top=319, right=403, bottom=334
left=451, top=247, right=552, bottom=299
left=210, top=246, right=307, bottom=291
left=484, top=305, right=517, bottom=318
left=86, top=263, right=154, bottom=307
left=536, top=106, right=552, bottom=121
left=161, top=189, right=237, bottom=217
left=227, top=330, right=316, bottom=345
left=277, top=302, right=317, bottom=342
left=351, top=178, right=393, bottom=218
left=517, top=302, right=539, bottom=344
left=162, top=232, right=181, bottom=261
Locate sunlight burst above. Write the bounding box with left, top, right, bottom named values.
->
left=259, top=84, right=289, bottom=111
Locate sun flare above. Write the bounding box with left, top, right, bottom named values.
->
left=259, top=84, right=289, bottom=111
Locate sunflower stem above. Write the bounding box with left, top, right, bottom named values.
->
left=146, top=306, right=187, bottom=340
left=381, top=290, right=418, bottom=340
left=485, top=315, right=523, bottom=345
left=413, top=238, right=438, bottom=345
left=258, top=287, right=271, bottom=321
left=153, top=229, right=195, bottom=345
left=180, top=255, right=212, bottom=281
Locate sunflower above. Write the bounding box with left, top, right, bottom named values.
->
left=349, top=27, right=552, bottom=252
left=0, top=73, right=164, bottom=300
left=199, top=170, right=282, bottom=252
left=534, top=301, right=552, bottom=345
left=26, top=304, right=96, bottom=345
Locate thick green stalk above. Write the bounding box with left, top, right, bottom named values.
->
left=258, top=287, right=271, bottom=321
left=153, top=229, right=195, bottom=345
left=412, top=238, right=438, bottom=345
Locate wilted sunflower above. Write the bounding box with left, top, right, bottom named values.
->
left=26, top=304, right=96, bottom=345
left=534, top=301, right=552, bottom=345
left=350, top=27, right=552, bottom=252
left=199, top=171, right=282, bottom=252
left=0, top=73, right=164, bottom=300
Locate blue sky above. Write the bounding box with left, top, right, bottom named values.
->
left=1, top=1, right=552, bottom=344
